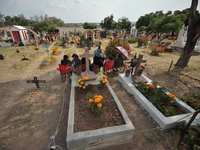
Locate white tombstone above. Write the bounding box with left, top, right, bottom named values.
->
left=130, top=26, right=137, bottom=38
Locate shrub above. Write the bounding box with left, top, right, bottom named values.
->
left=128, top=37, right=137, bottom=43
left=104, top=37, right=131, bottom=59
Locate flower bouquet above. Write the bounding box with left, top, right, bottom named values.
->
left=77, top=77, right=89, bottom=89
left=88, top=95, right=103, bottom=114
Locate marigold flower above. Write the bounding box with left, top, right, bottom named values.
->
left=77, top=79, right=82, bottom=82
left=80, top=82, right=84, bottom=85
left=105, top=80, right=109, bottom=83
left=103, top=75, right=108, bottom=79
left=83, top=77, right=89, bottom=80
left=97, top=103, right=102, bottom=108
left=82, top=86, right=86, bottom=89
left=98, top=95, right=103, bottom=99
left=31, top=92, right=36, bottom=94
left=89, top=99, right=93, bottom=103
left=168, top=94, right=176, bottom=98
left=94, top=95, right=99, bottom=99
left=100, top=78, right=104, bottom=80
left=78, top=85, right=82, bottom=87
left=94, top=98, right=101, bottom=103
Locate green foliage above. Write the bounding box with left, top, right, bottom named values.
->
left=117, top=17, right=131, bottom=31
left=177, top=93, right=200, bottom=111
left=150, top=43, right=165, bottom=55
left=133, top=81, right=184, bottom=117
left=104, top=37, right=131, bottom=59
left=30, top=22, right=52, bottom=32
left=83, top=22, right=97, bottom=29
left=128, top=37, right=137, bottom=43
left=100, top=14, right=116, bottom=30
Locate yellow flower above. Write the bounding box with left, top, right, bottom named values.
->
left=94, top=98, right=101, bottom=103
left=77, top=79, right=82, bottom=82
left=98, top=95, right=103, bottom=100
left=100, top=78, right=104, bottom=80
left=94, top=95, right=99, bottom=99
left=149, top=84, right=156, bottom=88
left=78, top=85, right=82, bottom=88
left=103, top=75, right=108, bottom=79
left=97, top=103, right=102, bottom=108
left=80, top=82, right=84, bottom=85
left=83, top=77, right=89, bottom=80
left=168, top=94, right=176, bottom=98
left=82, top=86, right=86, bottom=89
left=105, top=80, right=109, bottom=83
left=88, top=99, right=93, bottom=103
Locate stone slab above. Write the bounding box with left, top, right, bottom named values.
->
left=66, top=73, right=135, bottom=150
left=118, top=73, right=200, bottom=130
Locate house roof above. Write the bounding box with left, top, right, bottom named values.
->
left=29, top=29, right=38, bottom=35
left=0, top=28, right=6, bottom=30
left=9, top=25, right=26, bottom=30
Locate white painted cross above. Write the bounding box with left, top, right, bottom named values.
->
left=80, top=48, right=96, bottom=80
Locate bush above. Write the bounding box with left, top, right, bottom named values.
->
left=128, top=37, right=137, bottom=43
left=136, top=36, right=150, bottom=47
left=104, top=37, right=131, bottom=59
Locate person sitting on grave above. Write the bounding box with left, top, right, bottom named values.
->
left=114, top=53, right=124, bottom=69
left=103, top=56, right=114, bottom=71
left=72, top=53, right=82, bottom=73
left=93, top=46, right=105, bottom=69
left=61, top=55, right=72, bottom=65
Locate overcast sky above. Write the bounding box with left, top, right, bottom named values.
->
left=1, top=0, right=199, bottom=23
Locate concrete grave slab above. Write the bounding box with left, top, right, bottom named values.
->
left=118, top=73, right=200, bottom=130
left=66, top=73, right=135, bottom=150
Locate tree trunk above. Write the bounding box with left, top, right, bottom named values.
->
left=175, top=0, right=199, bottom=67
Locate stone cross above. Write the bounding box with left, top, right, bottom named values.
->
left=80, top=48, right=96, bottom=80
left=27, top=76, right=46, bottom=88
left=131, top=54, right=147, bottom=76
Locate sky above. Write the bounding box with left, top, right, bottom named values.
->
left=1, top=0, right=199, bottom=23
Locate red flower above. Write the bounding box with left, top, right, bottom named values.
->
left=178, top=108, right=184, bottom=112
left=196, top=99, right=200, bottom=101
left=160, top=102, right=164, bottom=105
left=141, top=87, right=145, bottom=89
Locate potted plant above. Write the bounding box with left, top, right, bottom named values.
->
left=138, top=64, right=147, bottom=76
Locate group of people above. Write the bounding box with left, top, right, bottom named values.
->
left=60, top=45, right=124, bottom=74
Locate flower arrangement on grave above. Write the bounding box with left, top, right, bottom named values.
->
left=138, top=64, right=147, bottom=75
left=136, top=36, right=150, bottom=47
left=104, top=37, right=131, bottom=59
left=150, top=43, right=165, bottom=55
left=52, top=47, right=59, bottom=55
left=164, top=46, right=174, bottom=52
left=42, top=57, right=51, bottom=65
left=88, top=95, right=103, bottom=114
left=99, top=75, right=109, bottom=88
left=77, top=77, right=89, bottom=89
left=133, top=81, right=185, bottom=117
left=124, top=64, right=131, bottom=76
left=177, top=93, right=200, bottom=111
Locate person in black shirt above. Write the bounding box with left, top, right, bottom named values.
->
left=61, top=55, right=71, bottom=65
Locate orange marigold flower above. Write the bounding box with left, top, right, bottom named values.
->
left=97, top=103, right=102, bottom=108
left=105, top=80, right=109, bottom=83
left=80, top=82, right=84, bottom=85
left=103, top=75, right=108, bottom=79
left=94, top=98, right=101, bottom=103
left=31, top=92, right=36, bottom=94
left=82, top=86, right=86, bottom=89
left=78, top=85, right=82, bottom=87
left=89, top=99, right=93, bottom=103
left=168, top=94, right=176, bottom=98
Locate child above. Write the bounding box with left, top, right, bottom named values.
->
left=103, top=56, right=114, bottom=71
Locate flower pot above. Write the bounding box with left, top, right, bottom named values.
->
left=76, top=68, right=82, bottom=76
left=125, top=70, right=130, bottom=77
left=94, top=68, right=99, bottom=74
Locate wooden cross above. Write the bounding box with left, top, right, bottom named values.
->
left=21, top=55, right=29, bottom=61
left=27, top=77, right=46, bottom=88
left=131, top=54, right=147, bottom=76
left=80, top=47, right=96, bottom=80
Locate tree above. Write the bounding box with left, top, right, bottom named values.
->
left=30, top=22, right=52, bottom=33
left=117, top=17, right=131, bottom=31
left=175, top=0, right=200, bottom=67
left=100, top=14, right=116, bottom=30
left=83, top=22, right=97, bottom=29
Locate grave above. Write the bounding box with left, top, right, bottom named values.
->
left=27, top=77, right=46, bottom=88
left=21, top=55, right=29, bottom=61
left=80, top=47, right=96, bottom=80
left=126, top=54, right=146, bottom=76
left=66, top=74, right=135, bottom=150
left=118, top=73, right=200, bottom=130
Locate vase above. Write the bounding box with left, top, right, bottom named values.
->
left=94, top=68, right=99, bottom=74
left=125, top=70, right=130, bottom=77
left=76, top=68, right=82, bottom=76
left=138, top=71, right=143, bottom=76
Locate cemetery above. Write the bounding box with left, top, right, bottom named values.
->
left=0, top=26, right=200, bottom=149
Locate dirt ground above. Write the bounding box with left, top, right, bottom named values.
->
left=0, top=39, right=200, bottom=150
